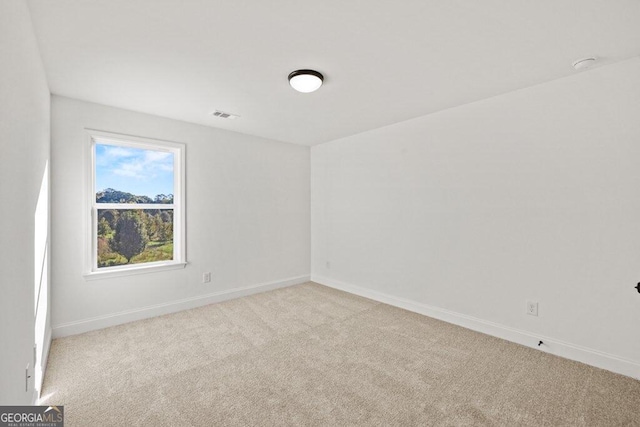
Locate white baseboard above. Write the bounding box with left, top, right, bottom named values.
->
left=52, top=275, right=310, bottom=338
left=312, top=275, right=640, bottom=381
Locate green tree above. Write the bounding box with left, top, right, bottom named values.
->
left=153, top=214, right=164, bottom=240
left=98, top=217, right=113, bottom=238
left=145, top=212, right=156, bottom=241
left=111, top=211, right=149, bottom=262
left=154, top=194, right=173, bottom=204
left=100, top=209, right=118, bottom=229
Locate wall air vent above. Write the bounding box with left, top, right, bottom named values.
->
left=211, top=110, right=240, bottom=120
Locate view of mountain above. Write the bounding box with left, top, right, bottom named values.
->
left=96, top=188, right=173, bottom=204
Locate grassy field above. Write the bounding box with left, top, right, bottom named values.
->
left=131, top=241, right=173, bottom=264
left=98, top=238, right=173, bottom=267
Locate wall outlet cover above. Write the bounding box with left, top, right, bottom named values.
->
left=527, top=301, right=539, bottom=316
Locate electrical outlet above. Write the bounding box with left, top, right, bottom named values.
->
left=202, top=272, right=211, bottom=283
left=326, top=261, right=331, bottom=269
left=527, top=301, right=538, bottom=316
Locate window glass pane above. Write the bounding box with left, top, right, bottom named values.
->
left=95, top=143, right=174, bottom=204
left=97, top=209, right=174, bottom=268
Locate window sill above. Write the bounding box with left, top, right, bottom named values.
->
left=83, top=261, right=187, bottom=281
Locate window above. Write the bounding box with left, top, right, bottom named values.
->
left=85, top=130, right=186, bottom=278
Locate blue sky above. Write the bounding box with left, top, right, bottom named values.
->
left=95, top=143, right=174, bottom=197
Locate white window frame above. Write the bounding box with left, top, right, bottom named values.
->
left=84, top=129, right=186, bottom=279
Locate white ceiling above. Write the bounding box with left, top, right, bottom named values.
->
left=27, top=0, right=640, bottom=146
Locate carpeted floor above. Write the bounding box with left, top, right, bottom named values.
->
left=41, top=282, right=640, bottom=426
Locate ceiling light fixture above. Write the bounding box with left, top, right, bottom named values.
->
left=572, top=57, right=597, bottom=70
left=288, top=69, right=324, bottom=93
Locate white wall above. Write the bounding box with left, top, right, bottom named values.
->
left=0, top=1, right=51, bottom=405
left=312, top=57, right=640, bottom=378
left=51, top=96, right=310, bottom=336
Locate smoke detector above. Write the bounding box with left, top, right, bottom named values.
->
left=211, top=110, right=240, bottom=119
left=572, top=57, right=597, bottom=70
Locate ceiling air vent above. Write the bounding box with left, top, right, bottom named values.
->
left=211, top=110, right=240, bottom=120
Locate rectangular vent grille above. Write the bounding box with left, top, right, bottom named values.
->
left=212, top=110, right=239, bottom=120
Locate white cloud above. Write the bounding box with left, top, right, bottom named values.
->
left=108, top=148, right=173, bottom=181
left=144, top=151, right=172, bottom=162
left=103, top=146, right=137, bottom=159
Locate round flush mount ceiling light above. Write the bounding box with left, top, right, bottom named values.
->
left=288, top=69, right=324, bottom=93
left=572, top=57, right=597, bottom=70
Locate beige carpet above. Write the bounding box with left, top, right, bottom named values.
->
left=41, top=282, right=640, bottom=426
